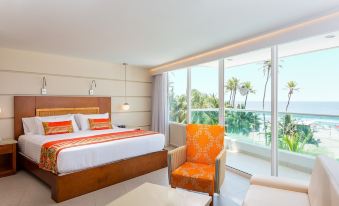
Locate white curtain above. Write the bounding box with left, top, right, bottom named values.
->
left=151, top=73, right=169, bottom=145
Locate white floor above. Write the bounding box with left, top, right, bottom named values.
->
left=0, top=168, right=249, bottom=206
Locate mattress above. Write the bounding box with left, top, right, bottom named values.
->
left=18, top=128, right=165, bottom=174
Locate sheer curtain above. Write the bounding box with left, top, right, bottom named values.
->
left=151, top=73, right=169, bottom=145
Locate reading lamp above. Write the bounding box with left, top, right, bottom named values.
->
left=122, top=63, right=130, bottom=111
left=41, top=76, right=47, bottom=95
left=89, top=80, right=96, bottom=96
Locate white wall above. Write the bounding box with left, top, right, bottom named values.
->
left=0, top=48, right=152, bottom=139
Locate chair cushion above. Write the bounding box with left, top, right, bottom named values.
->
left=243, top=185, right=310, bottom=206
left=186, top=124, right=224, bottom=165
left=171, top=162, right=215, bottom=195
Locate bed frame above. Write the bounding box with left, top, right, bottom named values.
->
left=14, top=96, right=167, bottom=202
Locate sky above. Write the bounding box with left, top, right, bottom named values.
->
left=169, top=46, right=339, bottom=103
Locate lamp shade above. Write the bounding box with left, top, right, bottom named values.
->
left=122, top=103, right=130, bottom=111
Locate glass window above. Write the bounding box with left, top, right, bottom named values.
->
left=277, top=32, right=339, bottom=180
left=191, top=61, right=219, bottom=124
left=167, top=31, right=339, bottom=180
left=224, top=48, right=272, bottom=175
left=168, top=69, right=188, bottom=124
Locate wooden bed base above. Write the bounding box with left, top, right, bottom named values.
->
left=19, top=150, right=167, bottom=202
left=14, top=96, right=168, bottom=202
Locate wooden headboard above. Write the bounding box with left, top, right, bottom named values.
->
left=14, top=96, right=111, bottom=140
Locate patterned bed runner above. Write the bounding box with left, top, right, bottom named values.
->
left=39, top=130, right=158, bottom=174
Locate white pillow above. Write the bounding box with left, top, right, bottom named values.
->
left=75, top=113, right=109, bottom=131
left=35, top=114, right=79, bottom=135
left=22, top=117, right=39, bottom=135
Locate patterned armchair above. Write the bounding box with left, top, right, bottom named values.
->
left=168, top=124, right=226, bottom=195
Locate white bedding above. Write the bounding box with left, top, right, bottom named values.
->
left=18, top=128, right=165, bottom=174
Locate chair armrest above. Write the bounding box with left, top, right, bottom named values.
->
left=215, top=148, right=226, bottom=194
left=167, top=146, right=187, bottom=184
left=250, top=175, right=309, bottom=193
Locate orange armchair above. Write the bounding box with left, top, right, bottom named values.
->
left=168, top=124, right=226, bottom=195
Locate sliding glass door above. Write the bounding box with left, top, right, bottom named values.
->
left=190, top=61, right=219, bottom=125
left=276, top=32, right=339, bottom=180
left=223, top=48, right=273, bottom=175
left=167, top=30, right=339, bottom=178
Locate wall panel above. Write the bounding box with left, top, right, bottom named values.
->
left=0, top=48, right=125, bottom=80
left=126, top=82, right=152, bottom=97
left=0, top=119, right=14, bottom=139
left=111, top=97, right=151, bottom=113
left=127, top=66, right=152, bottom=82
left=111, top=112, right=151, bottom=127
left=0, top=48, right=153, bottom=139
left=0, top=96, right=14, bottom=118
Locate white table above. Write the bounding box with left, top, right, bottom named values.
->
left=107, top=182, right=212, bottom=206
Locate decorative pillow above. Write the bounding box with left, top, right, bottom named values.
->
left=75, top=113, right=110, bottom=131
left=35, top=114, right=79, bottom=135
left=42, top=120, right=74, bottom=135
left=88, top=118, right=112, bottom=130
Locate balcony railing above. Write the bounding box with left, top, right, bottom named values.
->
left=191, top=108, right=339, bottom=161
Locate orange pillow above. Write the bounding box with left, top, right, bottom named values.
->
left=42, top=120, right=74, bottom=135
left=88, top=118, right=112, bottom=130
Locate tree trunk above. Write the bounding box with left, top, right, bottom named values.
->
left=286, top=93, right=291, bottom=112
left=228, top=90, right=233, bottom=105
left=244, top=95, right=248, bottom=109
left=263, top=70, right=270, bottom=146
left=232, top=89, right=237, bottom=107
left=262, top=70, right=270, bottom=110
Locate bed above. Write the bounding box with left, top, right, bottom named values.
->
left=14, top=96, right=167, bottom=202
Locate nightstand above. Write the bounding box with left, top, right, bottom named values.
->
left=0, top=139, right=17, bottom=178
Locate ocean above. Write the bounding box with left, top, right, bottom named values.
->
left=244, top=101, right=339, bottom=116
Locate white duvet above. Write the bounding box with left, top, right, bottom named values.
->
left=18, top=128, right=165, bottom=174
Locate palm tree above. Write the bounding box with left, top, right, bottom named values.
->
left=261, top=60, right=271, bottom=145
left=207, top=93, right=219, bottom=108
left=225, top=77, right=240, bottom=108
left=191, top=89, right=206, bottom=109
left=225, top=79, right=234, bottom=106
left=231, top=77, right=240, bottom=107
left=261, top=60, right=271, bottom=110
left=285, top=81, right=299, bottom=112
left=176, top=95, right=187, bottom=123
left=240, top=81, right=255, bottom=108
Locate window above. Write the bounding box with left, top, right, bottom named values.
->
left=224, top=48, right=272, bottom=175
left=277, top=33, right=339, bottom=179
left=191, top=61, right=219, bottom=125
left=167, top=30, right=339, bottom=180
left=168, top=69, right=187, bottom=123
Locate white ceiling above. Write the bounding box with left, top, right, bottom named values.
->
left=1, top=0, right=339, bottom=68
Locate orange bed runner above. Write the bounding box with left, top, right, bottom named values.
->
left=39, top=130, right=158, bottom=174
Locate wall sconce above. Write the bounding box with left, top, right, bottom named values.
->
left=41, top=76, right=47, bottom=95
left=89, top=80, right=96, bottom=96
